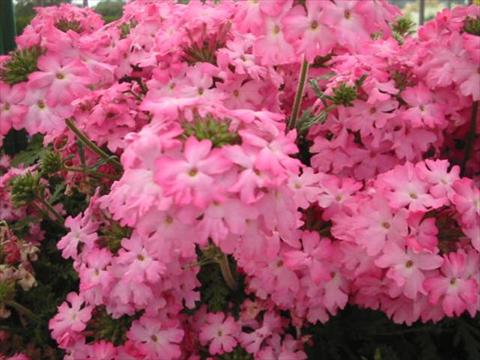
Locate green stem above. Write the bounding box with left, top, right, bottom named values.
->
left=64, top=166, right=118, bottom=180
left=31, top=201, right=56, bottom=224
left=36, top=197, right=64, bottom=223
left=65, top=118, right=123, bottom=172
left=288, top=58, right=310, bottom=131
left=6, top=300, right=40, bottom=322
left=217, top=253, right=237, bottom=291
left=461, top=100, right=478, bottom=176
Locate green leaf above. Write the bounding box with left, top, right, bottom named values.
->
left=297, top=110, right=328, bottom=135
left=11, top=135, right=47, bottom=167
left=455, top=320, right=480, bottom=360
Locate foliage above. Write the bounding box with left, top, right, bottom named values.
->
left=305, top=306, right=480, bottom=360
left=14, top=0, right=71, bottom=35
left=94, top=0, right=123, bottom=23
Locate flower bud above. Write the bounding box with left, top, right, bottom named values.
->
left=86, top=306, right=135, bottom=345
left=464, top=16, right=480, bottom=36
left=40, top=151, right=63, bottom=175
left=332, top=83, right=358, bottom=107
left=98, top=220, right=132, bottom=254
left=0, top=46, right=43, bottom=85
left=182, top=114, right=241, bottom=148
left=10, top=172, right=41, bottom=207
left=55, top=18, right=83, bottom=33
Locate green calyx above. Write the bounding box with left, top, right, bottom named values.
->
left=0, top=46, right=43, bottom=85
left=392, top=71, right=411, bottom=92
left=98, top=220, right=131, bottom=254
left=55, top=18, right=83, bottom=33
left=10, top=172, right=42, bottom=207
left=332, top=83, right=358, bottom=107
left=119, top=20, right=138, bottom=39
left=86, top=306, right=137, bottom=346
left=40, top=151, right=64, bottom=175
left=182, top=23, right=231, bottom=65
left=392, top=16, right=416, bottom=43
left=182, top=115, right=241, bottom=148
left=464, top=16, right=480, bottom=36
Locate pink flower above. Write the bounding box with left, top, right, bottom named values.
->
left=452, top=178, right=480, bottom=228
left=79, top=248, right=113, bottom=305
left=28, top=54, right=88, bottom=105
left=239, top=311, right=282, bottom=355
left=317, top=175, right=361, bottom=219
left=288, top=168, right=323, bottom=209
left=253, top=15, right=295, bottom=65
left=375, top=242, right=443, bottom=299
left=86, top=341, right=118, bottom=360
left=416, top=159, right=460, bottom=200
left=424, top=251, right=478, bottom=317
left=352, top=196, right=408, bottom=256
left=20, top=86, right=72, bottom=139
left=283, top=232, right=332, bottom=283
left=49, top=292, right=93, bottom=347
left=57, top=215, right=98, bottom=259
left=257, top=334, right=307, bottom=360
left=377, top=162, right=443, bottom=212
left=128, top=317, right=183, bottom=360
left=225, top=145, right=269, bottom=204
left=199, top=312, right=240, bottom=355
left=402, top=83, right=446, bottom=129
left=321, top=0, right=369, bottom=51
left=217, top=35, right=267, bottom=80
left=0, top=83, right=26, bottom=134
left=406, top=214, right=439, bottom=254
left=283, top=0, right=336, bottom=61
left=453, top=57, right=480, bottom=100
left=100, top=169, right=172, bottom=227
left=155, top=137, right=231, bottom=208
left=116, top=234, right=166, bottom=284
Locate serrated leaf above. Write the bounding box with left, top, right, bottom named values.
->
left=456, top=320, right=480, bottom=360
left=297, top=110, right=328, bottom=135
left=49, top=182, right=66, bottom=205
left=11, top=135, right=47, bottom=167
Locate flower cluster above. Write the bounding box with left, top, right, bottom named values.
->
left=330, top=160, right=479, bottom=324
left=0, top=1, right=479, bottom=359
left=307, top=5, right=479, bottom=180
